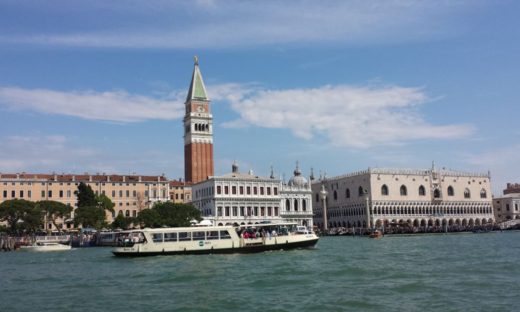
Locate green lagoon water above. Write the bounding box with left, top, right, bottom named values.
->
left=1, top=232, right=519, bottom=312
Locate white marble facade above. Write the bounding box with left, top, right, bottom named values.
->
left=312, top=164, right=495, bottom=229
left=191, top=163, right=313, bottom=228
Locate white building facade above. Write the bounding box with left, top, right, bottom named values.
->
left=191, top=163, right=313, bottom=228
left=312, top=165, right=494, bottom=229
left=493, top=183, right=520, bottom=222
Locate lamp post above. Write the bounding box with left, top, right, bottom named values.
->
left=320, top=184, right=328, bottom=232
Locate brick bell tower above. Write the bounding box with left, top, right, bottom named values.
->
left=184, top=56, right=214, bottom=184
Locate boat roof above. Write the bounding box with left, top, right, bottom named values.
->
left=131, top=222, right=299, bottom=233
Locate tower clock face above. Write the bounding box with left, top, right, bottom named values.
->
left=197, top=105, right=205, bottom=112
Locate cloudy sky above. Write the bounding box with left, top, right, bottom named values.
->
left=0, top=0, right=518, bottom=195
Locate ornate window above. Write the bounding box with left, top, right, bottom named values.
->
left=286, top=199, right=291, bottom=211
left=480, top=189, right=487, bottom=199
left=358, top=186, right=364, bottom=197
left=315, top=193, right=319, bottom=203
left=418, top=185, right=426, bottom=196
left=464, top=188, right=471, bottom=199
left=294, top=199, right=299, bottom=211
left=434, top=189, right=441, bottom=198
left=381, top=185, right=389, bottom=196
left=302, top=199, right=307, bottom=211
left=400, top=185, right=407, bottom=196
left=345, top=188, right=350, bottom=198
left=447, top=186, right=454, bottom=196
left=333, top=190, right=338, bottom=200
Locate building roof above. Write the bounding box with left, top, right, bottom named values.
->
left=186, top=56, right=209, bottom=102
left=0, top=173, right=168, bottom=183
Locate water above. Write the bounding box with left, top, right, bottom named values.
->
left=1, top=232, right=519, bottom=312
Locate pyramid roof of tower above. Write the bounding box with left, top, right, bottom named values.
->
left=186, top=57, right=209, bottom=102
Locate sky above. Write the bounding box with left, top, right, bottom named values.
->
left=0, top=0, right=518, bottom=195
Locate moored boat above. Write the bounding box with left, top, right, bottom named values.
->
left=112, top=222, right=318, bottom=257
left=369, top=229, right=383, bottom=239
left=20, top=242, right=72, bottom=252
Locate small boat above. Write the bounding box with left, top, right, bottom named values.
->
left=20, top=242, right=72, bottom=252
left=369, top=230, right=383, bottom=239
left=112, top=222, right=319, bottom=257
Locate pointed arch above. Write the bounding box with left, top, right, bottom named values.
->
left=418, top=185, right=426, bottom=196
left=400, top=185, right=407, bottom=196
left=345, top=188, right=350, bottom=198
left=447, top=186, right=454, bottom=196
left=333, top=190, right=338, bottom=200
left=358, top=186, right=364, bottom=197
left=480, top=189, right=487, bottom=199
left=381, top=184, right=389, bottom=196
left=464, top=188, right=471, bottom=199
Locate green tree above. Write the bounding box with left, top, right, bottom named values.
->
left=136, top=209, right=161, bottom=228
left=152, top=202, right=201, bottom=227
left=73, top=184, right=116, bottom=230
left=0, top=199, right=42, bottom=233
left=97, top=194, right=115, bottom=214
left=74, top=206, right=106, bottom=229
left=111, top=213, right=132, bottom=230
left=37, top=200, right=72, bottom=232
left=76, top=182, right=96, bottom=207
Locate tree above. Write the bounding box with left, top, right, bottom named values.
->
left=136, top=209, right=161, bottom=228
left=73, top=184, right=115, bottom=230
left=152, top=202, right=201, bottom=227
left=37, top=200, right=72, bottom=232
left=97, top=194, right=115, bottom=214
left=76, top=182, right=96, bottom=207
left=74, top=206, right=106, bottom=229
left=111, top=213, right=133, bottom=230
left=0, top=199, right=45, bottom=234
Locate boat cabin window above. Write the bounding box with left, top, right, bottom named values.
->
left=206, top=231, right=219, bottom=240
left=178, top=232, right=190, bottom=241
left=192, top=231, right=205, bottom=241
left=164, top=233, right=177, bottom=242
left=220, top=230, right=231, bottom=239
left=152, top=233, right=163, bottom=243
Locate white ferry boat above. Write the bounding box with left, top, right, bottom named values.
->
left=20, top=242, right=72, bottom=252
left=112, top=222, right=318, bottom=257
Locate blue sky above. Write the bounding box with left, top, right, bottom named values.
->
left=0, top=0, right=518, bottom=195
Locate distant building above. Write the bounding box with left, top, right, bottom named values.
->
left=493, top=183, right=520, bottom=222
left=312, top=164, right=494, bottom=229
left=0, top=173, right=170, bottom=231
left=191, top=162, right=313, bottom=227
left=169, top=180, right=192, bottom=204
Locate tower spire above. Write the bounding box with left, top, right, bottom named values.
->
left=186, top=55, right=209, bottom=102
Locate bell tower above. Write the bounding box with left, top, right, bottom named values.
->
left=184, top=56, right=214, bottom=184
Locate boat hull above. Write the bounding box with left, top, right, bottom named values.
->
left=113, top=238, right=318, bottom=257
left=20, top=244, right=71, bottom=252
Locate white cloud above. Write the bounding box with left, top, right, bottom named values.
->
left=222, top=84, right=475, bottom=148
left=0, top=134, right=184, bottom=177
left=0, top=135, right=97, bottom=173
left=0, top=87, right=183, bottom=122
left=0, top=1, right=481, bottom=48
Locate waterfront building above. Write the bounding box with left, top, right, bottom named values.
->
left=191, top=162, right=313, bottom=227
left=169, top=180, right=192, bottom=204
left=312, top=164, right=494, bottom=229
left=184, top=56, right=214, bottom=184
left=0, top=173, right=169, bottom=231
left=493, top=183, right=520, bottom=222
